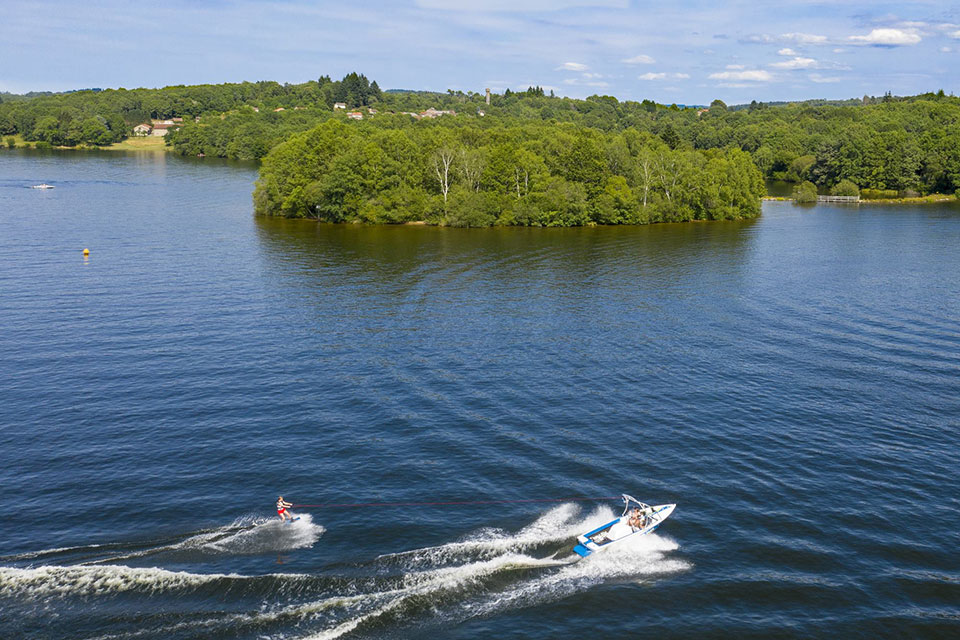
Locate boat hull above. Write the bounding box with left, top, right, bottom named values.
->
left=574, top=503, right=675, bottom=557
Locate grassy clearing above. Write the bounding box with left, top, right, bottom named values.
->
left=861, top=194, right=957, bottom=204
left=3, top=134, right=32, bottom=149
left=103, top=136, right=170, bottom=152
left=1, top=134, right=170, bottom=152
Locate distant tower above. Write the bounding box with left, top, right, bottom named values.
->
left=485, top=88, right=491, bottom=105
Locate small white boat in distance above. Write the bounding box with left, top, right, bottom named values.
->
left=574, top=494, right=676, bottom=557
left=31, top=184, right=54, bottom=189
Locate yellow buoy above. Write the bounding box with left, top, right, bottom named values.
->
left=83, top=248, right=90, bottom=256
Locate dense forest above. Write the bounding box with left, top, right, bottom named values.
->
left=0, top=74, right=381, bottom=148
left=3, top=73, right=960, bottom=203
left=252, top=118, right=764, bottom=227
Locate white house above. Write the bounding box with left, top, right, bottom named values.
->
left=333, top=102, right=347, bottom=110
left=133, top=124, right=152, bottom=136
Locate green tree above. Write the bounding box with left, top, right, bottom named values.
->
left=793, top=180, right=818, bottom=204
left=595, top=175, right=637, bottom=224
left=830, top=179, right=859, bottom=197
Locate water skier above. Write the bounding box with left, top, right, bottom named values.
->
left=276, top=496, right=294, bottom=522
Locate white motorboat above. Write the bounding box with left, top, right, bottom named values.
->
left=31, top=184, right=55, bottom=189
left=573, top=494, right=675, bottom=557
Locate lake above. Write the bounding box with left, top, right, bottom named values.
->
left=1, top=149, right=958, bottom=639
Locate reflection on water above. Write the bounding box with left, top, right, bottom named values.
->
left=253, top=217, right=759, bottom=306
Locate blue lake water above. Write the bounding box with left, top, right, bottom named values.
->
left=1, top=149, right=959, bottom=639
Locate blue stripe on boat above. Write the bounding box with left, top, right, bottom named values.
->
left=582, top=519, right=619, bottom=538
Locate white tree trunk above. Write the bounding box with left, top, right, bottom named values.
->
left=639, top=155, right=652, bottom=207
left=459, top=149, right=484, bottom=192
left=433, top=148, right=455, bottom=204
left=656, top=153, right=678, bottom=202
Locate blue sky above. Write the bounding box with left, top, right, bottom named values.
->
left=3, top=0, right=959, bottom=104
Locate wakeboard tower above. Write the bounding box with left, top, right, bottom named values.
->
left=573, top=494, right=675, bottom=557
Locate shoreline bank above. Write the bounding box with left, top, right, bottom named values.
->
left=762, top=194, right=957, bottom=205
left=4, top=135, right=170, bottom=153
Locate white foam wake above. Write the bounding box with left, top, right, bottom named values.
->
left=463, top=532, right=691, bottom=618
left=200, top=513, right=325, bottom=554
left=294, top=503, right=689, bottom=639
left=379, top=503, right=614, bottom=568
left=82, top=514, right=326, bottom=564
left=1, top=505, right=686, bottom=639
left=299, top=552, right=567, bottom=640
left=0, top=564, right=241, bottom=598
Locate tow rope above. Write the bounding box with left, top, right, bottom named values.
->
left=293, top=496, right=620, bottom=509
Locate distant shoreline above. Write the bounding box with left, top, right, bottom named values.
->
left=5, top=134, right=170, bottom=153
left=4, top=143, right=957, bottom=209
left=763, top=194, right=957, bottom=205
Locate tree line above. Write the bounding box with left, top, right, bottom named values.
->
left=165, top=86, right=960, bottom=195
left=0, top=74, right=380, bottom=149
left=253, top=118, right=764, bottom=227
left=3, top=73, right=959, bottom=195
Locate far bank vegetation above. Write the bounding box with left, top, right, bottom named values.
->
left=4, top=75, right=960, bottom=204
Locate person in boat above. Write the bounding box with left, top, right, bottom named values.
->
left=276, top=496, right=294, bottom=522
left=628, top=507, right=646, bottom=531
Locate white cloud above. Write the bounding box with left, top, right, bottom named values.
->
left=709, top=69, right=773, bottom=82
left=562, top=77, right=608, bottom=87
left=781, top=33, right=827, bottom=44
left=726, top=64, right=745, bottom=69
left=638, top=72, right=689, bottom=80
left=557, top=61, right=589, bottom=71
left=582, top=72, right=604, bottom=78
left=849, top=28, right=922, bottom=46
left=777, top=48, right=798, bottom=56
left=770, top=56, right=817, bottom=69
left=950, top=30, right=960, bottom=39
left=415, top=0, right=629, bottom=10
left=622, top=54, right=655, bottom=64
left=809, top=73, right=841, bottom=83
left=832, top=48, right=846, bottom=53
left=941, top=46, right=952, bottom=53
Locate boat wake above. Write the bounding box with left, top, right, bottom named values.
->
left=0, top=505, right=688, bottom=640
left=296, top=504, right=689, bottom=639
left=0, top=514, right=325, bottom=567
